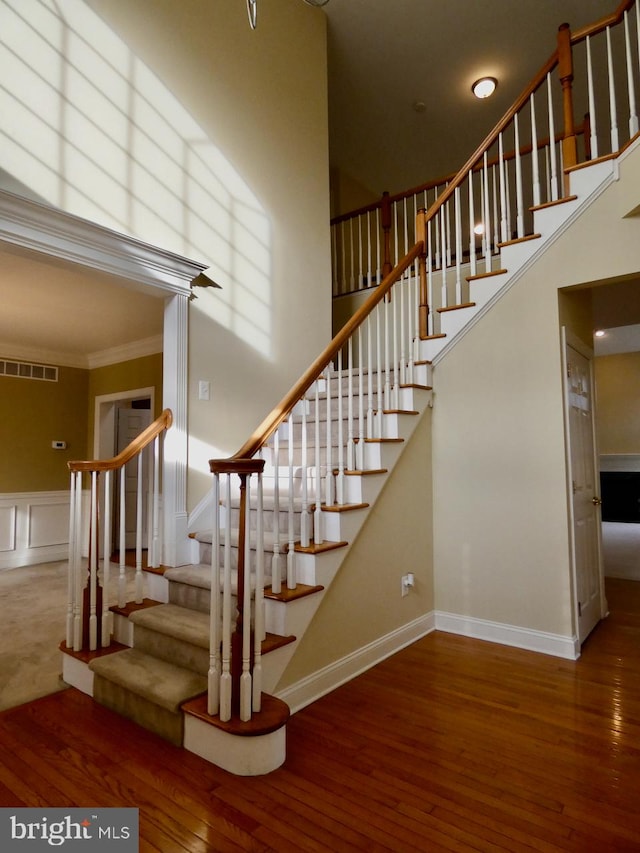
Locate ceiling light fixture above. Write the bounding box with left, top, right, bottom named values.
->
left=594, top=329, right=606, bottom=337
left=472, top=77, right=498, bottom=99
left=247, top=0, right=329, bottom=29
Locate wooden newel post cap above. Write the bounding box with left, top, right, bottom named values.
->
left=209, top=457, right=266, bottom=476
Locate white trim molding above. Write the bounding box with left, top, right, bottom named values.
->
left=435, top=611, right=580, bottom=660
left=276, top=613, right=436, bottom=714
left=600, top=454, right=640, bottom=472
left=0, top=190, right=208, bottom=296
left=0, top=491, right=71, bottom=570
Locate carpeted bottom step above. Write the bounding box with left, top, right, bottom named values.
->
left=89, top=648, right=207, bottom=746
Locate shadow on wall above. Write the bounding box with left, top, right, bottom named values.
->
left=0, top=0, right=272, bottom=356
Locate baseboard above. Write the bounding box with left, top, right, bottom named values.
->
left=276, top=613, right=435, bottom=714
left=435, top=611, right=580, bottom=660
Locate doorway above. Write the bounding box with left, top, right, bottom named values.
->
left=95, top=388, right=155, bottom=557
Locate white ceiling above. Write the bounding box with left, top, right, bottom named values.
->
left=324, top=0, right=615, bottom=196
left=0, top=0, right=634, bottom=368
left=0, top=246, right=164, bottom=368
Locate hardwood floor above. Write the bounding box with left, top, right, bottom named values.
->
left=1, top=578, right=640, bottom=852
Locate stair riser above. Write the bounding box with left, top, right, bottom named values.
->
left=134, top=624, right=210, bottom=676
left=93, top=676, right=185, bottom=747
left=200, top=542, right=293, bottom=576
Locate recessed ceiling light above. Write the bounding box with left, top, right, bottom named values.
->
left=472, top=77, right=498, bottom=99
left=473, top=223, right=485, bottom=235
left=594, top=330, right=606, bottom=337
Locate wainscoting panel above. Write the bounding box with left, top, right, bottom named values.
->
left=0, top=492, right=71, bottom=570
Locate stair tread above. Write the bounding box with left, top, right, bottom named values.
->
left=130, top=603, right=210, bottom=649
left=89, top=647, right=207, bottom=712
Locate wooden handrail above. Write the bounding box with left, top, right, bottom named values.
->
left=68, top=409, right=173, bottom=473
left=571, top=0, right=635, bottom=43
left=228, top=242, right=423, bottom=462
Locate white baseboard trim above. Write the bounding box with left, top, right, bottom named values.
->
left=276, top=613, right=435, bottom=714
left=435, top=611, right=580, bottom=660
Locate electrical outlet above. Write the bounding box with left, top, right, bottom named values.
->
left=401, top=573, right=415, bottom=597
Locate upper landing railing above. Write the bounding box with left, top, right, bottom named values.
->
left=331, top=0, right=640, bottom=321
left=209, top=1, right=640, bottom=726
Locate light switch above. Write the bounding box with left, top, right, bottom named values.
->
left=198, top=380, right=210, bottom=401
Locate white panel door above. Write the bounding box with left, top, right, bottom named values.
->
left=564, top=338, right=604, bottom=645
left=116, top=406, right=152, bottom=550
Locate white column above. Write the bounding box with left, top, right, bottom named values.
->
left=163, top=292, right=190, bottom=566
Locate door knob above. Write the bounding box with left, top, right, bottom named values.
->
left=592, top=496, right=602, bottom=506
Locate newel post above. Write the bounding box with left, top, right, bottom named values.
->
left=416, top=209, right=429, bottom=339
left=558, top=22, right=578, bottom=194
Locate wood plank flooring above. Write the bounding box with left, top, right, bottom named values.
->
left=1, top=578, right=640, bottom=851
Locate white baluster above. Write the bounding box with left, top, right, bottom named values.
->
left=547, top=72, right=559, bottom=201
left=150, top=435, right=160, bottom=568
left=240, top=478, right=252, bottom=722
left=135, top=452, right=144, bottom=603
left=102, top=469, right=112, bottom=647
left=366, top=210, right=373, bottom=286
left=118, top=466, right=126, bottom=608
left=586, top=36, right=599, bottom=159
left=514, top=112, right=524, bottom=238
left=427, top=216, right=434, bottom=334
left=347, top=338, right=355, bottom=471
left=314, top=382, right=324, bottom=542
left=366, top=316, right=374, bottom=438
left=89, top=471, right=98, bottom=650
left=383, top=295, right=391, bottom=411
left=300, top=396, right=310, bottom=548
left=434, top=187, right=441, bottom=269
left=492, top=165, right=499, bottom=252
left=220, top=475, right=232, bottom=722
left=208, top=474, right=221, bottom=715
left=331, top=223, right=338, bottom=297
left=375, top=208, right=381, bottom=285
left=531, top=92, right=541, bottom=206
left=357, top=327, right=365, bottom=471
left=625, top=11, right=639, bottom=137
left=375, top=303, right=383, bottom=437
left=440, top=203, right=447, bottom=309
left=357, top=215, right=363, bottom=290
left=287, top=412, right=296, bottom=588
left=336, top=349, right=345, bottom=502
left=505, top=159, right=512, bottom=241
left=468, top=169, right=477, bottom=278
left=454, top=186, right=462, bottom=304
left=325, top=361, right=334, bottom=505
left=483, top=152, right=492, bottom=272
left=271, top=428, right=282, bottom=593
left=340, top=221, right=346, bottom=295
left=606, top=26, right=620, bottom=152
left=73, top=471, right=84, bottom=651
left=253, top=472, right=264, bottom=712
left=66, top=472, right=76, bottom=650
left=498, top=132, right=508, bottom=243
left=349, top=218, right=355, bottom=291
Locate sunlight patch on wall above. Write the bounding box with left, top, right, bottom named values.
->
left=0, top=0, right=272, bottom=356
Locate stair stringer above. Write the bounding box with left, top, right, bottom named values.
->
left=242, top=386, right=435, bottom=695
left=419, top=156, right=619, bottom=365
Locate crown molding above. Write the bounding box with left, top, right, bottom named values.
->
left=0, top=190, right=208, bottom=296
left=87, top=334, right=163, bottom=369
left=0, top=334, right=164, bottom=370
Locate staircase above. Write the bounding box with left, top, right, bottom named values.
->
left=61, top=1, right=640, bottom=775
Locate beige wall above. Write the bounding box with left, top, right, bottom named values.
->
left=83, top=0, right=332, bottom=506
left=595, top=352, right=640, bottom=454
left=432, top=142, right=640, bottom=640
left=277, top=411, right=433, bottom=688
left=87, top=353, right=163, bottom=449
left=0, top=366, right=89, bottom=492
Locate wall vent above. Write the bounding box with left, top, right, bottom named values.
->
left=0, top=359, right=58, bottom=382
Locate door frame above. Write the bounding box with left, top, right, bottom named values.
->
left=561, top=326, right=608, bottom=647
left=94, top=387, right=156, bottom=460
